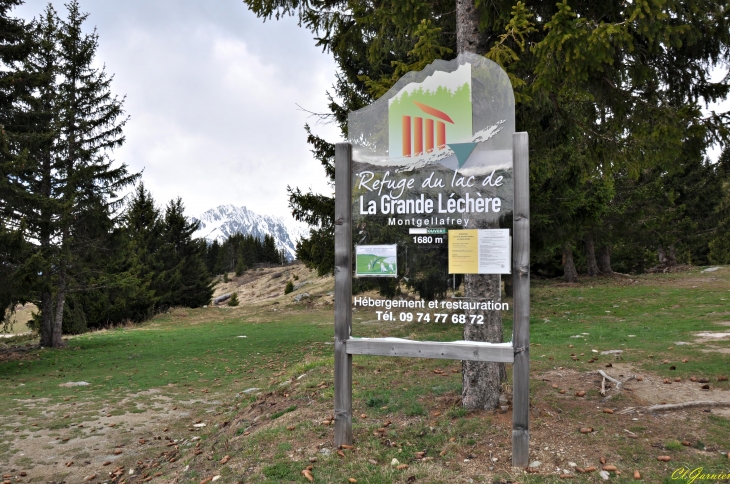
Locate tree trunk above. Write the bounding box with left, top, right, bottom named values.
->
left=457, top=0, right=502, bottom=410
left=563, top=243, right=578, bottom=282
left=50, top=263, right=67, bottom=348
left=456, top=0, right=488, bottom=55
left=668, top=245, right=677, bottom=267
left=598, top=245, right=613, bottom=274
left=39, top=146, right=54, bottom=347
left=39, top=291, right=54, bottom=347
left=585, top=234, right=599, bottom=277
left=503, top=274, right=513, bottom=297
left=657, top=244, right=667, bottom=266
left=462, top=271, right=504, bottom=410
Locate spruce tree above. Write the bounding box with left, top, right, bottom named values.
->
left=154, top=198, right=213, bottom=309
left=0, top=0, right=34, bottom=324
left=43, top=0, right=137, bottom=346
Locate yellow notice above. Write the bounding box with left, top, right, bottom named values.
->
left=448, top=230, right=479, bottom=274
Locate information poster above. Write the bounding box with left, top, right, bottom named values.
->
left=356, top=245, right=398, bottom=277
left=448, top=229, right=511, bottom=274
left=347, top=52, right=515, bottom=325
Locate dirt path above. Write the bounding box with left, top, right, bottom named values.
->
left=1, top=388, right=225, bottom=483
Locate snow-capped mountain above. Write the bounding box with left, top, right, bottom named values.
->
left=191, top=205, right=308, bottom=260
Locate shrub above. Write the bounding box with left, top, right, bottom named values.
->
left=235, top=259, right=247, bottom=277
left=284, top=281, right=294, bottom=294
left=223, top=272, right=229, bottom=283
left=228, top=293, right=239, bottom=306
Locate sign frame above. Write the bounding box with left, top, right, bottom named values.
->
left=333, top=133, right=530, bottom=466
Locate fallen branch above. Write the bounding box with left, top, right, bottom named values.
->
left=618, top=401, right=730, bottom=415
left=597, top=370, right=624, bottom=390
left=645, top=401, right=730, bottom=412
left=601, top=376, right=606, bottom=396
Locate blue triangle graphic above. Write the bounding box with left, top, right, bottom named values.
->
left=448, top=143, right=478, bottom=168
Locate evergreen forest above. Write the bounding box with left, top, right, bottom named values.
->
left=245, top=0, right=730, bottom=291
left=0, top=1, right=288, bottom=345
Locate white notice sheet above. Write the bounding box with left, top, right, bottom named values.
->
left=477, top=229, right=511, bottom=274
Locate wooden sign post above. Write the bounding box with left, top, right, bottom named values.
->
left=334, top=53, right=530, bottom=467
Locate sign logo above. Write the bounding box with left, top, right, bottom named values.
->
left=388, top=64, right=473, bottom=160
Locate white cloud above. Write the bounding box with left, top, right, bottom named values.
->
left=14, top=0, right=341, bottom=219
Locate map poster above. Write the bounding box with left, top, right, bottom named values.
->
left=355, top=244, right=398, bottom=277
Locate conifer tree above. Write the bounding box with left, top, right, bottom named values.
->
left=154, top=198, right=213, bottom=309
left=0, top=0, right=45, bottom=324
left=40, top=1, right=136, bottom=346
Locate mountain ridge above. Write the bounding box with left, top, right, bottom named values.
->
left=191, top=204, right=308, bottom=260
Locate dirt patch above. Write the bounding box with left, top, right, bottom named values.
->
left=0, top=345, right=41, bottom=363
left=541, top=363, right=730, bottom=419
left=700, top=346, right=730, bottom=355
left=211, top=262, right=334, bottom=308
left=694, top=331, right=730, bottom=343
left=0, top=388, right=215, bottom=483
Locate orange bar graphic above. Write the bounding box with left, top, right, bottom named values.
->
left=425, top=118, right=435, bottom=152
left=414, top=117, right=424, bottom=155
left=402, top=116, right=411, bottom=157
left=436, top=121, right=446, bottom=149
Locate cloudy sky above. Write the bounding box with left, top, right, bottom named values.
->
left=15, top=0, right=340, bottom=220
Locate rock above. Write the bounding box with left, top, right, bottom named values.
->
left=293, top=293, right=310, bottom=302
left=568, top=462, right=577, bottom=467
left=599, top=470, right=610, bottom=480
left=319, top=448, right=332, bottom=456
left=391, top=458, right=400, bottom=466
left=529, top=461, right=542, bottom=468
left=702, top=267, right=720, bottom=272
left=242, top=387, right=260, bottom=394
left=293, top=281, right=312, bottom=290
left=309, top=457, right=317, bottom=463
left=59, top=381, right=90, bottom=387
left=600, top=350, right=623, bottom=355
left=213, top=294, right=231, bottom=305
left=498, top=394, right=510, bottom=405
left=368, top=459, right=378, bottom=465
left=212, top=476, right=221, bottom=482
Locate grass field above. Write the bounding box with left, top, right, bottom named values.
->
left=1, top=264, right=729, bottom=483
